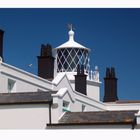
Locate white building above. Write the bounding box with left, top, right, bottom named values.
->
left=0, top=28, right=140, bottom=129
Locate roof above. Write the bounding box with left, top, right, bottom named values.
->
left=56, top=40, right=89, bottom=50
left=55, top=29, right=90, bottom=51
left=0, top=91, right=55, bottom=105
left=48, top=110, right=138, bottom=127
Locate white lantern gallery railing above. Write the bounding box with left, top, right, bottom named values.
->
left=87, top=66, right=99, bottom=82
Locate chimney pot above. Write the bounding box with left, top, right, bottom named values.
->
left=75, top=65, right=87, bottom=95
left=38, top=44, right=55, bottom=80
left=103, top=67, right=118, bottom=102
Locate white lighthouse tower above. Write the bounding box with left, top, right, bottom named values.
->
left=53, top=26, right=101, bottom=101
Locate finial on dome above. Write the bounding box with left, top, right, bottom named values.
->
left=68, top=24, right=74, bottom=41
left=68, top=24, right=73, bottom=31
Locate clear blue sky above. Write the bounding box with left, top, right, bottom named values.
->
left=0, top=8, right=140, bottom=101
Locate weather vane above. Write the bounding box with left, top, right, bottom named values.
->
left=67, top=24, right=75, bottom=31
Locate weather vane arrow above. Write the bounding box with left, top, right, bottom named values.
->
left=67, top=24, right=75, bottom=31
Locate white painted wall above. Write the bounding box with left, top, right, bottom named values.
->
left=74, top=92, right=106, bottom=111
left=65, top=72, right=101, bottom=101
left=51, top=88, right=75, bottom=123
left=86, top=80, right=100, bottom=101
left=105, top=103, right=140, bottom=111
left=70, top=81, right=100, bottom=101
left=0, top=62, right=52, bottom=93
left=52, top=73, right=106, bottom=112
left=0, top=62, right=104, bottom=116
left=0, top=104, right=49, bottom=129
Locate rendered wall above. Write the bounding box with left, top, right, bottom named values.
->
left=70, top=80, right=100, bottom=101
left=52, top=73, right=106, bottom=115
left=52, top=91, right=74, bottom=123
left=0, top=63, right=52, bottom=93
left=106, top=103, right=140, bottom=111
left=0, top=104, right=49, bottom=129
left=86, top=81, right=100, bottom=101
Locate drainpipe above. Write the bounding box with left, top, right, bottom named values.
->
left=132, top=118, right=136, bottom=130
left=49, top=102, right=52, bottom=124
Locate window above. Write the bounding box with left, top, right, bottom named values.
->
left=82, top=104, right=86, bottom=112
left=8, top=79, right=16, bottom=93
left=62, top=101, right=70, bottom=112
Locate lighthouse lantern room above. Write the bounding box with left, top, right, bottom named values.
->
left=55, top=26, right=90, bottom=74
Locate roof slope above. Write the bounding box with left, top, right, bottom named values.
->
left=0, top=91, right=55, bottom=104
left=58, top=110, right=138, bottom=125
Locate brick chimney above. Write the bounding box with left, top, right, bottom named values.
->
left=0, top=29, right=4, bottom=61
left=37, top=44, right=55, bottom=80
left=75, top=65, right=87, bottom=95
left=103, top=67, right=118, bottom=102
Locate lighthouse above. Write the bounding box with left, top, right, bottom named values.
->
left=38, top=26, right=101, bottom=101
left=52, top=26, right=101, bottom=101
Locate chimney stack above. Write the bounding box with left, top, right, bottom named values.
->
left=103, top=67, right=118, bottom=102
left=75, top=65, right=87, bottom=95
left=0, top=29, right=4, bottom=61
left=37, top=44, right=55, bottom=80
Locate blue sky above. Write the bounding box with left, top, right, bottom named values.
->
left=0, top=8, right=140, bottom=101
